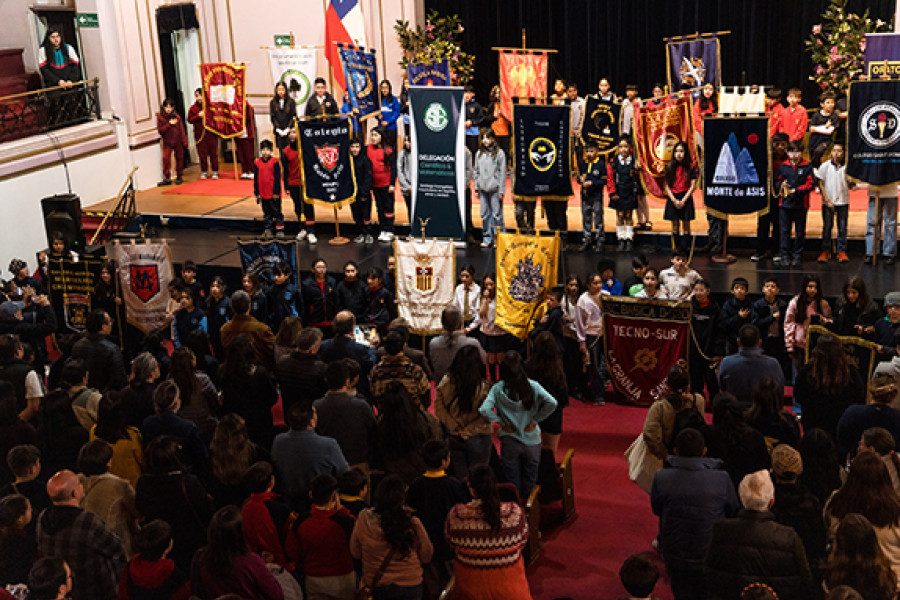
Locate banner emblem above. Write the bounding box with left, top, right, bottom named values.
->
left=415, top=266, right=434, bottom=292
left=861, top=102, right=900, bottom=148
left=424, top=103, right=449, bottom=132
left=633, top=348, right=659, bottom=372
left=316, top=145, right=339, bottom=171
left=130, top=265, right=160, bottom=303
left=679, top=57, right=707, bottom=87
left=508, top=256, right=545, bottom=303
left=529, top=138, right=556, bottom=172
left=282, top=69, right=311, bottom=105
left=62, top=293, right=91, bottom=333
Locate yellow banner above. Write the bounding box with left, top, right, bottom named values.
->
left=495, top=232, right=559, bottom=339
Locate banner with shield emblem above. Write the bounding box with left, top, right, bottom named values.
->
left=298, top=116, right=357, bottom=207
left=633, top=93, right=696, bottom=198
left=114, top=241, right=174, bottom=334
left=847, top=80, right=900, bottom=186
left=45, top=256, right=114, bottom=335
left=338, top=45, right=380, bottom=120
left=394, top=239, right=455, bottom=334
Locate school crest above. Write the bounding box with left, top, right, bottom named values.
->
left=316, top=145, right=339, bottom=171
left=508, top=256, right=544, bottom=303
left=529, top=138, right=556, bottom=172
left=62, top=293, right=91, bottom=332
left=415, top=265, right=434, bottom=292
left=130, top=264, right=160, bottom=303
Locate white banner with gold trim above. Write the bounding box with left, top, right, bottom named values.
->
left=394, top=239, right=455, bottom=334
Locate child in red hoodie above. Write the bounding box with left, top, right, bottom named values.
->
left=156, top=98, right=187, bottom=186
left=240, top=462, right=298, bottom=571
left=118, top=520, right=190, bottom=600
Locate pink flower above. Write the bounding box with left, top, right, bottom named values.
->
left=830, top=46, right=839, bottom=55
left=425, top=23, right=435, bottom=31
left=861, top=40, right=867, bottom=52
left=812, top=24, right=822, bottom=34
left=817, top=39, right=823, bottom=45
left=816, top=65, right=824, bottom=74
left=458, top=24, right=464, bottom=32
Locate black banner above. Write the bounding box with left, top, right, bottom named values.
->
left=237, top=240, right=299, bottom=290
left=298, top=116, right=357, bottom=207
left=46, top=256, right=115, bottom=335
left=513, top=104, right=573, bottom=199
left=580, top=96, right=620, bottom=155
left=848, top=80, right=900, bottom=186
left=703, top=116, right=770, bottom=218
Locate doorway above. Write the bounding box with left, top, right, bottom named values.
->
left=156, top=3, right=201, bottom=163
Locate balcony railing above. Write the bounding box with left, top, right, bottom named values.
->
left=0, top=78, right=101, bottom=143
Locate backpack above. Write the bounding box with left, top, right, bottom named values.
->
left=668, top=395, right=706, bottom=452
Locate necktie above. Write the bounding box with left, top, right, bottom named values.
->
left=463, top=289, right=470, bottom=321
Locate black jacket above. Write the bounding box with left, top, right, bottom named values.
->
left=721, top=296, right=753, bottom=354
left=273, top=352, right=327, bottom=413
left=751, top=296, right=788, bottom=341
left=269, top=96, right=297, bottom=131
left=71, top=332, right=127, bottom=392
left=300, top=276, right=338, bottom=326
left=706, top=509, right=812, bottom=600
left=353, top=153, right=373, bottom=200
left=691, top=297, right=725, bottom=357
left=305, top=92, right=339, bottom=117
left=335, top=279, right=367, bottom=321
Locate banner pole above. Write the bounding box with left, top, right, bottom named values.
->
left=231, top=144, right=240, bottom=180
left=330, top=206, right=349, bottom=245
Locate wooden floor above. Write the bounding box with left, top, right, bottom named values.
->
left=86, top=164, right=873, bottom=239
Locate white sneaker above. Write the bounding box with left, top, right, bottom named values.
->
left=200, top=172, right=208, bottom=179
left=480, top=241, right=491, bottom=248
left=364, top=234, right=374, bottom=244
left=296, top=230, right=308, bottom=241
left=211, top=172, right=219, bottom=180
left=353, top=234, right=366, bottom=243
left=382, top=232, right=394, bottom=242
left=377, top=231, right=388, bottom=242
left=307, top=233, right=318, bottom=244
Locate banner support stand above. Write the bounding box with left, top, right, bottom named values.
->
left=329, top=206, right=349, bottom=245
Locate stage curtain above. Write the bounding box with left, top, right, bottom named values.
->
left=425, top=0, right=894, bottom=106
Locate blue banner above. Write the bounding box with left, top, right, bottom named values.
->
left=847, top=80, right=900, bottom=187
left=666, top=38, right=721, bottom=99
left=338, top=46, right=379, bottom=119
left=703, top=116, right=770, bottom=218
left=407, top=60, right=450, bottom=87
left=865, top=33, right=900, bottom=79
left=237, top=240, right=298, bottom=290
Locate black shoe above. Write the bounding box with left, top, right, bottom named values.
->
left=175, top=177, right=183, bottom=185
left=886, top=255, right=897, bottom=265
left=157, top=179, right=172, bottom=186
left=792, top=257, right=802, bottom=267
left=864, top=255, right=873, bottom=265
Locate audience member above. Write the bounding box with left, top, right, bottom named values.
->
left=118, top=519, right=190, bottom=600
left=313, top=360, right=377, bottom=471
left=220, top=290, right=276, bottom=372
left=274, top=326, right=328, bottom=414
left=76, top=440, right=136, bottom=557
left=318, top=311, right=376, bottom=399
left=240, top=462, right=296, bottom=570
left=218, top=334, right=278, bottom=449
left=70, top=310, right=127, bottom=392
left=717, top=325, right=784, bottom=408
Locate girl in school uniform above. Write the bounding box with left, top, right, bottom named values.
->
left=366, top=127, right=396, bottom=243
left=635, top=268, right=668, bottom=300
left=241, top=272, right=269, bottom=324
left=453, top=264, right=481, bottom=334
left=607, top=136, right=640, bottom=252
left=478, top=273, right=505, bottom=381
left=663, top=141, right=698, bottom=249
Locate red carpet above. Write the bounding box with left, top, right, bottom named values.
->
left=162, top=171, right=254, bottom=196
left=527, top=399, right=674, bottom=600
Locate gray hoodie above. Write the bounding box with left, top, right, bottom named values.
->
left=473, top=148, right=506, bottom=194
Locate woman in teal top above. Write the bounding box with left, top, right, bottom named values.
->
left=479, top=351, right=558, bottom=497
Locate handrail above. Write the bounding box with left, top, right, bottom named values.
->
left=0, top=78, right=99, bottom=103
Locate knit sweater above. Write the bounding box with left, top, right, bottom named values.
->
left=444, top=500, right=528, bottom=569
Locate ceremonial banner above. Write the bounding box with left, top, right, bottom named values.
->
left=806, top=325, right=878, bottom=390
left=237, top=240, right=298, bottom=290
left=408, top=60, right=450, bottom=87
left=495, top=232, right=560, bottom=339
left=46, top=256, right=109, bottom=334
left=847, top=80, right=900, bottom=186
left=865, top=33, right=900, bottom=78
left=394, top=239, right=455, bottom=334
left=633, top=94, right=696, bottom=198
left=666, top=37, right=721, bottom=99
left=408, top=85, right=466, bottom=239
left=338, top=46, right=379, bottom=119
left=267, top=48, right=316, bottom=116
left=200, top=62, right=246, bottom=138
left=512, top=104, right=573, bottom=199
left=601, top=296, right=692, bottom=407
left=719, top=86, right=766, bottom=116
left=324, top=0, right=366, bottom=90
left=703, top=117, right=770, bottom=218
left=580, top=96, right=620, bottom=155
left=114, top=242, right=174, bottom=335
left=498, top=51, right=548, bottom=121
left=298, top=116, right=356, bottom=207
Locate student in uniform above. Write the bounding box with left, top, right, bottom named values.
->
left=663, top=141, right=698, bottom=250
left=776, top=140, right=816, bottom=267
left=349, top=137, right=374, bottom=245
left=378, top=80, right=402, bottom=153
left=607, top=136, right=640, bottom=252
left=156, top=98, right=187, bottom=186
left=280, top=127, right=317, bottom=244
left=187, top=88, right=219, bottom=179
left=367, top=128, right=396, bottom=243
left=253, top=139, right=283, bottom=238
left=269, top=81, right=296, bottom=150
left=576, top=141, right=606, bottom=253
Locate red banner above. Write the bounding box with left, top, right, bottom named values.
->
left=498, top=51, right=548, bottom=121
left=601, top=296, right=692, bottom=406
left=633, top=93, right=697, bottom=197
left=201, top=62, right=247, bottom=139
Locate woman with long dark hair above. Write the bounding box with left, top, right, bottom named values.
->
left=37, top=388, right=88, bottom=477
left=38, top=27, right=81, bottom=88
left=191, top=505, right=283, bottom=600
left=794, top=334, right=865, bottom=440
left=744, top=376, right=800, bottom=448
left=785, top=274, right=833, bottom=382
left=435, top=345, right=492, bottom=481
left=479, top=351, right=558, bottom=497
left=350, top=475, right=433, bottom=600
left=269, top=81, right=296, bottom=150
left=300, top=258, right=337, bottom=334
left=643, top=364, right=706, bottom=460
left=825, top=452, right=900, bottom=584
left=375, top=381, right=435, bottom=484
left=824, top=513, right=897, bottom=600
left=136, top=435, right=215, bottom=572
left=800, top=427, right=846, bottom=504
left=378, top=80, right=402, bottom=152
left=705, top=392, right=771, bottom=489
left=526, top=330, right=569, bottom=456
left=445, top=464, right=532, bottom=600
left=90, top=390, right=143, bottom=487
left=169, top=347, right=219, bottom=441
left=217, top=334, right=277, bottom=449
left=207, top=414, right=269, bottom=508
left=833, top=276, right=881, bottom=337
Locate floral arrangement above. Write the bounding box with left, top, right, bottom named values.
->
left=394, top=10, right=475, bottom=84
left=805, top=0, right=891, bottom=92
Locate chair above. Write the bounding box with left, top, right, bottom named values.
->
left=559, top=448, right=576, bottom=523
left=524, top=484, right=542, bottom=565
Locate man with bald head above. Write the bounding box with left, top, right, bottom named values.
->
left=37, top=470, right=125, bottom=600
left=318, top=310, right=376, bottom=399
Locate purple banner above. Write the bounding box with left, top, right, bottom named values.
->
left=666, top=38, right=721, bottom=99
left=865, top=33, right=900, bottom=79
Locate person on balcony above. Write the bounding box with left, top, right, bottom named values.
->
left=37, top=28, right=81, bottom=89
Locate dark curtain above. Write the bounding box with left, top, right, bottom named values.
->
left=425, top=0, right=894, bottom=104
left=156, top=3, right=200, bottom=120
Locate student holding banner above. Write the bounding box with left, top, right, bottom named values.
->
left=269, top=82, right=296, bottom=150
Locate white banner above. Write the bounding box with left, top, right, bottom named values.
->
left=394, top=239, right=455, bottom=334
left=114, top=241, right=174, bottom=335
left=719, top=86, right=766, bottom=116
left=268, top=48, right=317, bottom=117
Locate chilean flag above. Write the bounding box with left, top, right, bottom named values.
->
left=325, top=0, right=367, bottom=91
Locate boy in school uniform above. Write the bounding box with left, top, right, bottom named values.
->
left=281, top=127, right=317, bottom=244
left=689, top=279, right=725, bottom=401
left=815, top=140, right=852, bottom=263
left=253, top=139, right=283, bottom=238
left=598, top=259, right=623, bottom=296
left=776, top=140, right=816, bottom=267
left=267, top=260, right=301, bottom=333
left=659, top=248, right=701, bottom=302
left=778, top=88, right=808, bottom=142
left=530, top=286, right=566, bottom=352
left=753, top=133, right=790, bottom=263
left=751, top=278, right=790, bottom=380
left=721, top=277, right=752, bottom=356
left=576, top=141, right=606, bottom=252
left=765, top=87, right=785, bottom=140
left=807, top=91, right=840, bottom=168
left=363, top=267, right=393, bottom=335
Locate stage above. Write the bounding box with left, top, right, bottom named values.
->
left=86, top=164, right=900, bottom=301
